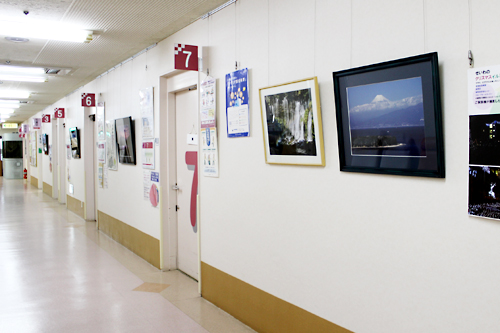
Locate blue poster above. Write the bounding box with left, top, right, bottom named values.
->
left=225, top=68, right=250, bottom=137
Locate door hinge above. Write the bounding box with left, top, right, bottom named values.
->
left=175, top=205, right=179, bottom=211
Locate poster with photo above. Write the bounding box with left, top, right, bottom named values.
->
left=225, top=68, right=249, bottom=137
left=97, top=142, right=106, bottom=163
left=141, top=140, right=155, bottom=169
left=105, top=121, right=118, bottom=170
left=201, top=76, right=216, bottom=128
left=96, top=102, right=105, bottom=141
left=468, top=64, right=500, bottom=219
left=201, top=127, right=219, bottom=177
left=140, top=87, right=154, bottom=139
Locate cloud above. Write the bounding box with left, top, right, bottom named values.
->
left=350, top=94, right=423, bottom=113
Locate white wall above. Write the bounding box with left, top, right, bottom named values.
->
left=24, top=0, right=500, bottom=332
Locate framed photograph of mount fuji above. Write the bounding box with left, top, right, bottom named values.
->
left=332, top=52, right=445, bottom=178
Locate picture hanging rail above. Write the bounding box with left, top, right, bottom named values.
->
left=332, top=52, right=445, bottom=178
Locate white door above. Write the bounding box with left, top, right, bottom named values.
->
left=175, top=88, right=199, bottom=280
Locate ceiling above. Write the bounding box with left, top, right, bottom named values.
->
left=0, top=0, right=228, bottom=123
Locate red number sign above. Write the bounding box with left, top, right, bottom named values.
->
left=54, top=108, right=65, bottom=118
left=174, top=44, right=198, bottom=71
left=42, top=114, right=51, bottom=123
left=81, top=93, right=96, bottom=107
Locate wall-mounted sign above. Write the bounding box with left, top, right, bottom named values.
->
left=81, top=93, right=96, bottom=107
left=54, top=108, right=65, bottom=118
left=42, top=114, right=51, bottom=123
left=22, top=124, right=29, bottom=133
left=2, top=123, right=18, bottom=129
left=174, top=44, right=198, bottom=71
left=33, top=118, right=41, bottom=129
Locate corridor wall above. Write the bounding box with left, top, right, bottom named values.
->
left=23, top=0, right=500, bottom=332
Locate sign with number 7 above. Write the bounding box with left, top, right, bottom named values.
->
left=81, top=93, right=96, bottom=107
left=54, top=108, right=65, bottom=119
left=174, top=44, right=198, bottom=71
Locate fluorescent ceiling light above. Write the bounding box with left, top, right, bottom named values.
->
left=0, top=20, right=93, bottom=43
left=0, top=74, right=47, bottom=83
left=0, top=100, right=20, bottom=104
left=0, top=65, right=45, bottom=75
left=0, top=109, right=15, bottom=114
left=0, top=91, right=30, bottom=99
left=0, top=103, right=20, bottom=109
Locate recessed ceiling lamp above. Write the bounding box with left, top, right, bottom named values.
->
left=5, top=36, right=29, bottom=43
left=0, top=20, right=93, bottom=43
left=0, top=109, right=15, bottom=114
left=0, top=91, right=31, bottom=99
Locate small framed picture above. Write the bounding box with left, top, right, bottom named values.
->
left=332, top=52, right=445, bottom=178
left=259, top=77, right=325, bottom=166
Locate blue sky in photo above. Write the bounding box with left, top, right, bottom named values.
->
left=347, top=77, right=423, bottom=108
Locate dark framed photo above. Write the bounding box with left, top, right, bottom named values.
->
left=332, top=52, right=445, bottom=178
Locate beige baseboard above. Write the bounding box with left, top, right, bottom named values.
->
left=67, top=195, right=84, bottom=219
left=30, top=176, right=38, bottom=188
left=97, top=210, right=160, bottom=269
left=43, top=182, right=52, bottom=196
left=201, top=262, right=352, bottom=333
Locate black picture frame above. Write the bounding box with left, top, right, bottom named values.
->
left=70, top=127, right=81, bottom=159
left=332, top=52, right=445, bottom=178
left=115, top=116, right=136, bottom=165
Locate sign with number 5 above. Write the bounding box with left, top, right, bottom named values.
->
left=174, top=44, right=198, bottom=71
left=81, top=93, right=96, bottom=107
left=42, top=114, right=51, bottom=123
left=54, top=108, right=65, bottom=118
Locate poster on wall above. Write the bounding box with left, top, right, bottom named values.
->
left=143, top=170, right=151, bottom=200
left=98, top=163, right=103, bottom=188
left=201, top=127, right=219, bottom=177
left=201, top=76, right=216, bottom=128
left=33, top=118, right=41, bottom=129
left=140, top=87, right=154, bottom=139
left=468, top=64, right=500, bottom=219
left=105, top=121, right=118, bottom=170
left=141, top=140, right=155, bottom=169
left=225, top=68, right=249, bottom=137
left=96, top=102, right=105, bottom=141
left=97, top=142, right=106, bottom=163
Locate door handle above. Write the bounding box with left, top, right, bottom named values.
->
left=172, top=184, right=179, bottom=190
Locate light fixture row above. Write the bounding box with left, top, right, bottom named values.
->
left=0, top=20, right=93, bottom=43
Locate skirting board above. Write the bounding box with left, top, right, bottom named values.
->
left=30, top=176, right=38, bottom=188
left=67, top=195, right=84, bottom=219
left=97, top=210, right=160, bottom=269
left=201, top=262, right=352, bottom=333
left=43, top=182, right=52, bottom=196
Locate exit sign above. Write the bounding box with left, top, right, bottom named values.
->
left=2, top=123, right=18, bottom=129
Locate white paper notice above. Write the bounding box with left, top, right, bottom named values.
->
left=143, top=170, right=151, bottom=200
left=200, top=76, right=216, bottom=128
left=227, top=104, right=249, bottom=136
left=201, top=127, right=219, bottom=177
left=140, top=87, right=154, bottom=139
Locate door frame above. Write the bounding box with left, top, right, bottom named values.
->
left=159, top=69, right=200, bottom=277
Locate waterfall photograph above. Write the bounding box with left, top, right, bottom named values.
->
left=263, top=87, right=316, bottom=156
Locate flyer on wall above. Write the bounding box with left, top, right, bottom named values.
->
left=105, top=121, right=118, bottom=170
left=201, top=127, right=219, bottom=177
left=97, top=142, right=106, bottom=163
left=225, top=68, right=249, bottom=137
left=468, top=64, right=500, bottom=220
left=96, top=102, right=105, bottom=141
left=140, top=87, right=154, bottom=139
left=142, top=140, right=155, bottom=169
left=201, top=76, right=216, bottom=128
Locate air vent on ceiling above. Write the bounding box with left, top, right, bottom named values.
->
left=44, top=68, right=71, bottom=75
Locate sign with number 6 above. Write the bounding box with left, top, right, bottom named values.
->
left=174, top=44, right=198, bottom=71
left=81, top=93, right=96, bottom=107
left=42, top=114, right=51, bottom=123
left=54, top=108, right=65, bottom=119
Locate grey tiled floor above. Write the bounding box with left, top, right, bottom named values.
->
left=0, top=177, right=254, bottom=333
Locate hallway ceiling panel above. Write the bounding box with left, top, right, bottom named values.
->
left=0, top=0, right=226, bottom=123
